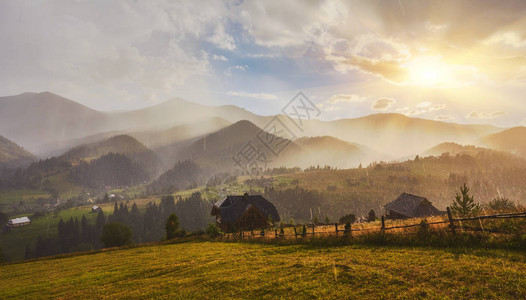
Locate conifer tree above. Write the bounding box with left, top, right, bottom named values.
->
left=165, top=214, right=180, bottom=240
left=451, top=183, right=480, bottom=217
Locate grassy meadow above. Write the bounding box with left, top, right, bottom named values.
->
left=0, top=196, right=159, bottom=261
left=1, top=241, right=525, bottom=299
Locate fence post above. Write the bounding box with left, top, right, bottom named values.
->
left=447, top=207, right=456, bottom=235
left=294, top=227, right=298, bottom=238
left=275, top=229, right=277, bottom=239
left=335, top=223, right=339, bottom=236
left=381, top=216, right=385, bottom=229
left=312, top=224, right=315, bottom=236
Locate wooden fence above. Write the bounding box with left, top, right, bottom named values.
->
left=221, top=208, right=526, bottom=240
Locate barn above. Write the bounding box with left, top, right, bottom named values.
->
left=7, top=216, right=31, bottom=227
left=211, top=193, right=280, bottom=232
left=384, top=193, right=442, bottom=219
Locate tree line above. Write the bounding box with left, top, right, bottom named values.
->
left=27, top=192, right=213, bottom=259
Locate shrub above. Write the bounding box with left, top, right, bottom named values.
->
left=206, top=223, right=220, bottom=238
left=486, top=197, right=516, bottom=212
left=416, top=219, right=431, bottom=242
left=339, top=213, right=356, bottom=224
left=344, top=222, right=352, bottom=236
left=367, top=210, right=376, bottom=222
left=101, top=223, right=133, bottom=248
left=165, top=214, right=180, bottom=240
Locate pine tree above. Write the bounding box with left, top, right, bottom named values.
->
left=81, top=215, right=88, bottom=243
left=24, top=245, right=31, bottom=260
left=451, top=183, right=480, bottom=217
left=73, top=217, right=80, bottom=246
left=96, top=210, right=106, bottom=232
left=165, top=214, right=180, bottom=240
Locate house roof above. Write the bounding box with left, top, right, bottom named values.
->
left=9, top=216, right=31, bottom=224
left=384, top=193, right=441, bottom=218
left=213, top=194, right=280, bottom=223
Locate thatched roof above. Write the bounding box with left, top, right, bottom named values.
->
left=212, top=194, right=280, bottom=223
left=384, top=193, right=441, bottom=218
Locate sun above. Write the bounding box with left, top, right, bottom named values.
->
left=404, top=56, right=451, bottom=87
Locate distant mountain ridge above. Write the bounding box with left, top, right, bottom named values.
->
left=0, top=135, right=36, bottom=169
left=0, top=91, right=512, bottom=162
left=422, top=142, right=503, bottom=158
left=294, top=136, right=370, bottom=168
left=168, top=120, right=303, bottom=171
left=60, top=135, right=162, bottom=177
left=479, top=127, right=526, bottom=157
left=0, top=92, right=110, bottom=154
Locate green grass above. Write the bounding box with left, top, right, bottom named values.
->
left=0, top=196, right=163, bottom=261
left=0, top=206, right=97, bottom=261
left=1, top=241, right=525, bottom=299
left=45, top=171, right=85, bottom=199
left=0, top=189, right=51, bottom=211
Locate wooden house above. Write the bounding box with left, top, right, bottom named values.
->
left=211, top=193, right=280, bottom=232
left=384, top=193, right=442, bottom=219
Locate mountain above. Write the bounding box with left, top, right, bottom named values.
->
left=0, top=92, right=110, bottom=155
left=0, top=135, right=36, bottom=169
left=44, top=117, right=232, bottom=159
left=166, top=120, right=303, bottom=172
left=479, top=127, right=526, bottom=157
left=298, top=113, right=501, bottom=159
left=294, top=136, right=370, bottom=168
left=422, top=142, right=489, bottom=157
left=131, top=117, right=231, bottom=149
left=60, top=135, right=162, bottom=176
left=0, top=91, right=504, bottom=160
left=109, top=98, right=258, bottom=130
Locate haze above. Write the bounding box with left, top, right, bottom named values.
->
left=1, top=0, right=526, bottom=127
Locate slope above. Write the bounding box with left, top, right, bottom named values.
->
left=0, top=135, right=36, bottom=169
left=0, top=92, right=109, bottom=155
left=60, top=135, right=162, bottom=176
left=479, top=127, right=526, bottom=157
left=1, top=242, right=525, bottom=298
left=294, top=136, right=370, bottom=168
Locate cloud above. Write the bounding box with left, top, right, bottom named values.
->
left=371, top=98, right=396, bottom=111
left=405, top=109, right=427, bottom=116
left=212, top=54, right=228, bottom=61
left=397, top=102, right=445, bottom=116
left=435, top=115, right=455, bottom=121
left=225, top=65, right=248, bottom=76
left=226, top=91, right=277, bottom=100
left=484, top=31, right=526, bottom=48
left=416, top=102, right=432, bottom=108
left=327, top=94, right=364, bottom=104
left=429, top=104, right=446, bottom=112
left=466, top=111, right=507, bottom=119
left=207, top=25, right=236, bottom=50
left=0, top=0, right=231, bottom=109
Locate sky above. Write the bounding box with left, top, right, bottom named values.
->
left=1, top=0, right=526, bottom=126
